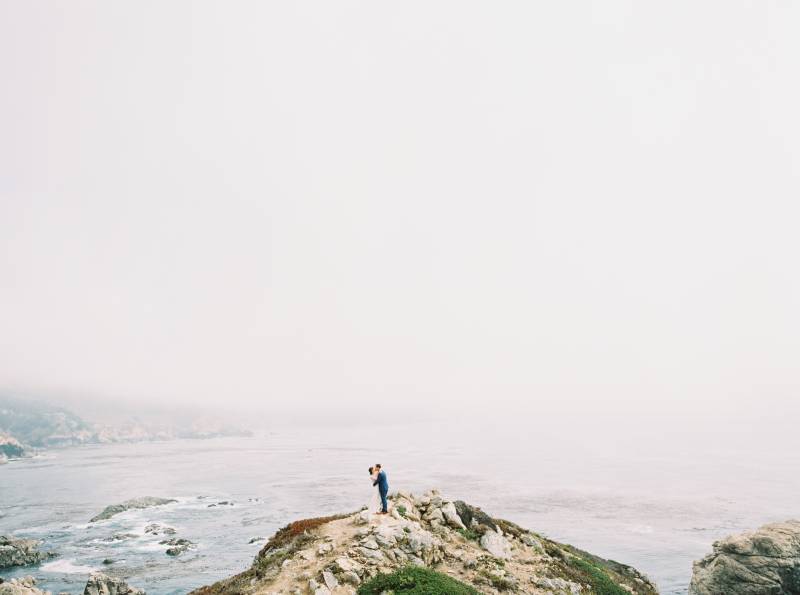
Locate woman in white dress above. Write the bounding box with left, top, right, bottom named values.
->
left=367, top=466, right=381, bottom=513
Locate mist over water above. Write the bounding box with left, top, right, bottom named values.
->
left=3, top=417, right=798, bottom=594
left=1, top=2, right=799, bottom=594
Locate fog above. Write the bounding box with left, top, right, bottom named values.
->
left=1, top=2, right=799, bottom=432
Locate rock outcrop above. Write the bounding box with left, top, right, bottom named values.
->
left=190, top=489, right=657, bottom=595
left=159, top=538, right=195, bottom=556
left=0, top=573, right=145, bottom=595
left=0, top=576, right=48, bottom=595
left=89, top=497, right=177, bottom=522
left=0, top=434, right=25, bottom=460
left=690, top=519, right=800, bottom=595
left=0, top=536, right=54, bottom=569
left=83, top=572, right=145, bottom=595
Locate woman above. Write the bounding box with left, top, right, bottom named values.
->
left=367, top=466, right=381, bottom=513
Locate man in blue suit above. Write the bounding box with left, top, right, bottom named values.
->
left=373, top=463, right=389, bottom=514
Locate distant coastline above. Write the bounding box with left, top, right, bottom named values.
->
left=0, top=395, right=251, bottom=462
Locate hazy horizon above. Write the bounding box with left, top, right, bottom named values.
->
left=2, top=2, right=799, bottom=430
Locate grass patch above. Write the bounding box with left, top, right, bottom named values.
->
left=397, top=504, right=407, bottom=518
left=568, top=558, right=629, bottom=595
left=258, top=514, right=346, bottom=555
left=457, top=527, right=481, bottom=542
left=358, top=566, right=480, bottom=595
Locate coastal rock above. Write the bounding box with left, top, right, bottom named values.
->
left=689, top=519, right=800, bottom=595
left=441, top=501, right=466, bottom=530
left=160, top=538, right=195, bottom=556
left=0, top=536, right=54, bottom=569
left=83, top=572, right=145, bottom=595
left=453, top=500, right=498, bottom=531
left=0, top=576, right=48, bottom=595
left=532, top=576, right=583, bottom=594
left=480, top=529, right=512, bottom=559
left=521, top=532, right=545, bottom=552
left=321, top=570, right=338, bottom=590
left=189, top=491, right=658, bottom=595
left=144, top=524, right=175, bottom=536
left=0, top=434, right=25, bottom=460
left=90, top=497, right=177, bottom=522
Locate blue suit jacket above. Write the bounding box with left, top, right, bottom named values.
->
left=373, top=470, right=388, bottom=494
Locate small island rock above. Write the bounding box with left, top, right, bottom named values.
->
left=89, top=497, right=177, bottom=522
left=83, top=572, right=145, bottom=595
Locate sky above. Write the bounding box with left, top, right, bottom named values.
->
left=1, top=2, right=798, bottom=425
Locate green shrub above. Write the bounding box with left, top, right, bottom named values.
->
left=570, top=558, right=629, bottom=595
left=397, top=504, right=407, bottom=518
left=357, top=566, right=480, bottom=595
left=457, top=527, right=481, bottom=542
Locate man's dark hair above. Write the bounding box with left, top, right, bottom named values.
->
left=375, top=463, right=382, bottom=469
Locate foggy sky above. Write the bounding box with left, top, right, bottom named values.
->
left=1, top=2, right=798, bottom=421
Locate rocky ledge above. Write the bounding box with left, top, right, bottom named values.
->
left=0, top=572, right=144, bottom=595
left=0, top=536, right=54, bottom=570
left=689, top=519, right=800, bottom=595
left=190, top=489, right=657, bottom=595
left=89, top=497, right=177, bottom=523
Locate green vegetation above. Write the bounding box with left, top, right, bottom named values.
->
left=258, top=514, right=346, bottom=554
left=457, top=527, right=481, bottom=542
left=397, top=504, right=407, bottom=518
left=478, top=569, right=515, bottom=591
left=569, top=559, right=629, bottom=595
left=358, top=566, right=480, bottom=595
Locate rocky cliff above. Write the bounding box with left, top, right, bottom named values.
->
left=689, top=519, right=800, bottom=595
left=0, top=537, right=54, bottom=570
left=191, top=489, right=657, bottom=595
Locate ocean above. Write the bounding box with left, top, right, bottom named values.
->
left=1, top=419, right=798, bottom=594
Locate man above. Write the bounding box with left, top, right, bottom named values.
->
left=372, top=463, right=389, bottom=514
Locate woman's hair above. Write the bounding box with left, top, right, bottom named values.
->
left=368, top=466, right=373, bottom=474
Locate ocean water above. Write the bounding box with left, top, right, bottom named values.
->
left=1, top=419, right=798, bottom=594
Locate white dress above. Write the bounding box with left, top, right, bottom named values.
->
left=368, top=473, right=381, bottom=513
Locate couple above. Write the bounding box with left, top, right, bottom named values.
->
left=367, top=464, right=389, bottom=514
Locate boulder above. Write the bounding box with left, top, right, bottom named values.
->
left=144, top=524, right=175, bottom=536
left=159, top=538, right=194, bottom=556
left=532, top=576, right=583, bottom=594
left=480, top=530, right=512, bottom=559
left=422, top=507, right=444, bottom=524
left=520, top=532, right=544, bottom=553
left=0, top=576, right=48, bottom=595
left=0, top=536, right=54, bottom=569
left=441, top=502, right=466, bottom=530
left=453, top=501, right=497, bottom=531
left=690, top=519, right=800, bottom=595
left=353, top=511, right=370, bottom=526
left=0, top=435, right=25, bottom=460
left=333, top=556, right=357, bottom=573
left=83, top=572, right=145, bottom=595
left=90, top=497, right=177, bottom=522
left=321, top=571, right=338, bottom=590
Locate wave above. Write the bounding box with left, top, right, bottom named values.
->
left=41, top=559, right=96, bottom=574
